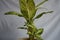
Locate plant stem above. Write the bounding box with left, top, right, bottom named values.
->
left=27, top=20, right=36, bottom=40
left=29, top=35, right=34, bottom=40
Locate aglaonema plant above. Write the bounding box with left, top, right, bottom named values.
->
left=5, top=0, right=53, bottom=40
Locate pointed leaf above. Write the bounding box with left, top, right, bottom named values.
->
left=45, top=11, right=53, bottom=13
left=35, top=28, right=44, bottom=35
left=36, top=0, right=48, bottom=8
left=5, top=11, right=23, bottom=17
left=34, top=11, right=53, bottom=19
left=18, top=27, right=27, bottom=29
left=36, top=7, right=48, bottom=10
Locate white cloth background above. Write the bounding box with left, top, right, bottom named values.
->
left=0, top=0, right=60, bottom=40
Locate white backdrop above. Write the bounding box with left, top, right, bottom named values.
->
left=0, top=0, right=60, bottom=40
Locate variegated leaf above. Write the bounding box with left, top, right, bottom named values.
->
left=19, top=0, right=36, bottom=20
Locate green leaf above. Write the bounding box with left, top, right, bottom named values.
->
left=45, top=11, right=53, bottom=13
left=34, top=11, right=53, bottom=19
left=36, top=7, right=48, bottom=10
left=18, top=27, right=27, bottom=29
left=19, top=0, right=28, bottom=19
left=35, top=28, right=44, bottom=35
left=36, top=0, right=48, bottom=8
left=35, top=35, right=40, bottom=38
left=27, top=31, right=33, bottom=35
left=26, top=0, right=36, bottom=19
left=5, top=11, right=23, bottom=17
left=27, top=24, right=33, bottom=29
left=35, top=35, right=43, bottom=40
left=19, top=0, right=36, bottom=20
